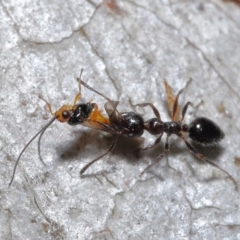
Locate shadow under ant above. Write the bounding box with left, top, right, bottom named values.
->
left=56, top=129, right=144, bottom=168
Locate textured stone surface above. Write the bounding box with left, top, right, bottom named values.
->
left=1, top=0, right=240, bottom=239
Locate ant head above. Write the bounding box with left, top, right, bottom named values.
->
left=54, top=105, right=74, bottom=122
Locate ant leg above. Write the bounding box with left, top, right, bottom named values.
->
left=181, top=101, right=193, bottom=121
left=80, top=130, right=124, bottom=175
left=74, top=69, right=84, bottom=104
left=80, top=79, right=113, bottom=104
left=194, top=100, right=204, bottom=110
left=182, top=100, right=205, bottom=121
left=192, top=100, right=204, bottom=118
left=139, top=133, right=163, bottom=151
left=80, top=79, right=121, bottom=116
left=180, top=135, right=238, bottom=190
left=131, top=102, right=161, bottom=120
left=140, top=135, right=170, bottom=177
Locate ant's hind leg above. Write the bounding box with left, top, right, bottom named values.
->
left=80, top=130, right=124, bottom=175
left=131, top=102, right=161, bottom=120
left=140, top=135, right=170, bottom=177
left=181, top=135, right=238, bottom=190
left=181, top=101, right=193, bottom=121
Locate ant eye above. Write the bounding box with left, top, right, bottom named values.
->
left=62, top=110, right=70, bottom=119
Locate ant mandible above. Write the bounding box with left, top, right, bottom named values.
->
left=79, top=78, right=237, bottom=189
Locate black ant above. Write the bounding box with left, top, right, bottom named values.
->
left=79, top=80, right=145, bottom=174
left=9, top=70, right=110, bottom=186
left=79, top=79, right=237, bottom=189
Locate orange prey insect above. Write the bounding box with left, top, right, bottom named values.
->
left=9, top=71, right=110, bottom=186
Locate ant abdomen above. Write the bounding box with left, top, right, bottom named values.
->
left=188, top=117, right=225, bottom=145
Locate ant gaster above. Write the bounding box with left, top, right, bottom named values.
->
left=79, top=79, right=237, bottom=189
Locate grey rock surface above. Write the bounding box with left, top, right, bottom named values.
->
left=1, top=0, right=240, bottom=239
